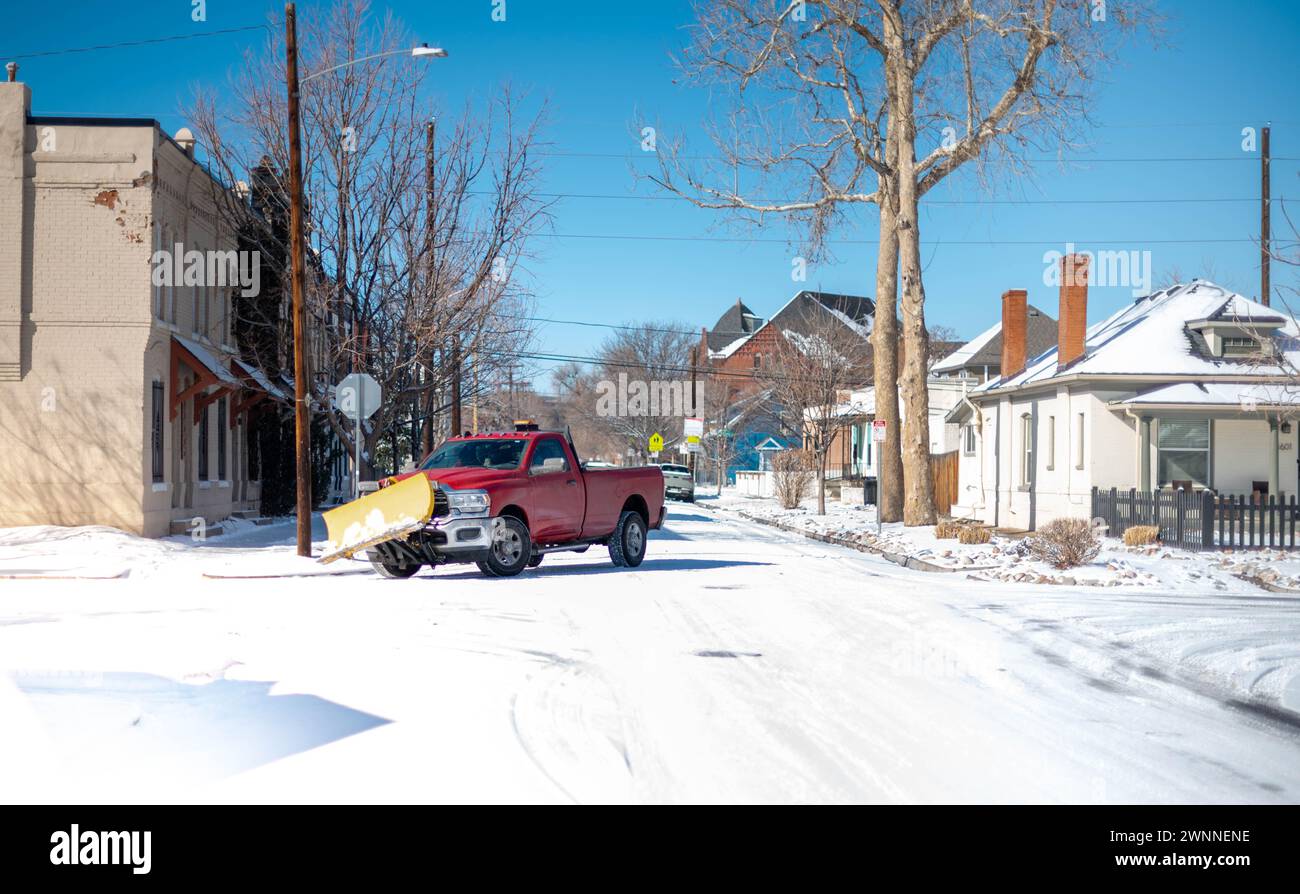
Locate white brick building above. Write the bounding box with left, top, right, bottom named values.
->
left=0, top=71, right=285, bottom=536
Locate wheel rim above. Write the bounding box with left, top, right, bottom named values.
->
left=493, top=524, right=524, bottom=564
left=626, top=520, right=644, bottom=557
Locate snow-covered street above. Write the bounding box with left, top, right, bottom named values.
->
left=2, top=505, right=1299, bottom=804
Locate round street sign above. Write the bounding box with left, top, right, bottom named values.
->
left=649, top=432, right=664, bottom=453
left=336, top=373, right=382, bottom=420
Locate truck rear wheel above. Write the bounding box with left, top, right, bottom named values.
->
left=476, top=516, right=532, bottom=577
left=608, top=510, right=647, bottom=568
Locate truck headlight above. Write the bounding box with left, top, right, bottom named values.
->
left=447, top=489, right=490, bottom=515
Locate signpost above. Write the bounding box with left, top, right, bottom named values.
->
left=336, top=373, right=382, bottom=500
left=872, top=420, right=887, bottom=535
left=649, top=432, right=664, bottom=455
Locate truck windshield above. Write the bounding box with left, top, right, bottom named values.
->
left=421, top=439, right=528, bottom=470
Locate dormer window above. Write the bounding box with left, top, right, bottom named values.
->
left=1221, top=336, right=1261, bottom=357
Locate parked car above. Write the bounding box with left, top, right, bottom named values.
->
left=356, top=427, right=666, bottom=579
left=657, top=462, right=695, bottom=502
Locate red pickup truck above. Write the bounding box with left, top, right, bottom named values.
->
left=366, top=428, right=666, bottom=579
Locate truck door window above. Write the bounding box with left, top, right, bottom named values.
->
left=529, top=439, right=569, bottom=474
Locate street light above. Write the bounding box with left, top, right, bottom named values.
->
left=283, top=2, right=444, bottom=556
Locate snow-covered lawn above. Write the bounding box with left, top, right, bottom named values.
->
left=1, top=505, right=1298, bottom=804
left=706, top=488, right=1275, bottom=592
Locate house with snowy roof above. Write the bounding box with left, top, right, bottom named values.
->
left=947, top=254, right=1300, bottom=531
left=699, top=290, right=875, bottom=375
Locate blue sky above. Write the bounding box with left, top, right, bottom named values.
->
left=5, top=0, right=1299, bottom=386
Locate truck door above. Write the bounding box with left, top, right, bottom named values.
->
left=526, top=436, right=584, bottom=543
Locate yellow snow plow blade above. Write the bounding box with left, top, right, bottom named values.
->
left=319, top=474, right=436, bottom=564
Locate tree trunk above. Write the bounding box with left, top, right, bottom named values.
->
left=872, top=111, right=904, bottom=523
left=817, top=453, right=827, bottom=515
left=888, top=43, right=937, bottom=527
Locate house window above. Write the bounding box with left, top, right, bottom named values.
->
left=1020, top=413, right=1033, bottom=486
left=753, top=353, right=762, bottom=369
left=151, top=382, right=165, bottom=483
left=198, top=404, right=210, bottom=481
left=963, top=424, right=976, bottom=455
left=217, top=397, right=228, bottom=480
left=1157, top=419, right=1209, bottom=488
left=1074, top=413, right=1085, bottom=469
left=165, top=228, right=176, bottom=323
left=1046, top=415, right=1056, bottom=470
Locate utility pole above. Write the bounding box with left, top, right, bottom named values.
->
left=285, top=2, right=312, bottom=557
left=689, top=345, right=697, bottom=481
left=450, top=334, right=462, bottom=435
left=421, top=117, right=437, bottom=456
left=1262, top=124, right=1271, bottom=307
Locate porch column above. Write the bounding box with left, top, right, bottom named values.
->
left=1139, top=416, right=1152, bottom=491
left=1270, top=418, right=1281, bottom=498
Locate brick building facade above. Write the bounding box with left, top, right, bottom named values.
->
left=0, top=72, right=286, bottom=537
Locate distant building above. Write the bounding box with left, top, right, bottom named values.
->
left=931, top=303, right=1058, bottom=382
left=700, top=289, right=875, bottom=377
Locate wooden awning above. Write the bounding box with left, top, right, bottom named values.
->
left=170, top=336, right=240, bottom=423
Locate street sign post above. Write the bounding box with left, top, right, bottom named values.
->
left=336, top=373, right=382, bottom=500
left=872, top=420, right=886, bottom=534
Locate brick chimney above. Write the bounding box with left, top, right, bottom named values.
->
left=1058, top=253, right=1090, bottom=367
left=1000, top=289, right=1028, bottom=378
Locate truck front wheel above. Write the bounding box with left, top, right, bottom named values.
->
left=476, top=516, right=532, bottom=578
left=368, top=548, right=421, bottom=579
left=608, top=511, right=647, bottom=568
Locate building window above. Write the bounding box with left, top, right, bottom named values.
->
left=1074, top=413, right=1085, bottom=469
left=1046, top=415, right=1056, bottom=470
left=1157, top=419, right=1209, bottom=488
left=1221, top=336, right=1260, bottom=357
left=753, top=353, right=762, bottom=369
left=198, top=404, right=210, bottom=481
left=151, top=222, right=162, bottom=319
left=217, top=397, right=228, bottom=480
left=963, top=424, right=976, bottom=455
left=1020, top=413, right=1033, bottom=486
left=151, top=382, right=165, bottom=483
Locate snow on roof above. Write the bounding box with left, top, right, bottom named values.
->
left=932, top=318, right=1003, bottom=373
left=174, top=335, right=241, bottom=387
left=1116, top=381, right=1300, bottom=409
left=976, top=281, right=1299, bottom=393
left=709, top=334, right=752, bottom=360
left=233, top=358, right=289, bottom=400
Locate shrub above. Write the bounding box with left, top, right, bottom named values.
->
left=1123, top=525, right=1160, bottom=547
left=935, top=520, right=963, bottom=539
left=771, top=451, right=813, bottom=509
left=1029, top=518, right=1102, bottom=569
left=957, top=526, right=991, bottom=545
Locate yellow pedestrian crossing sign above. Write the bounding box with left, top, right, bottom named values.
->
left=649, top=432, right=664, bottom=453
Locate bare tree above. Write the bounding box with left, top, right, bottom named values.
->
left=190, top=0, right=550, bottom=486
left=758, top=308, right=872, bottom=514
left=587, top=321, right=697, bottom=463
left=654, top=0, right=1154, bottom=525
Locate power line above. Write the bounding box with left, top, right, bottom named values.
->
left=537, top=232, right=1260, bottom=246
left=3, top=23, right=273, bottom=61
left=539, top=150, right=1300, bottom=163
left=476, top=190, right=1283, bottom=207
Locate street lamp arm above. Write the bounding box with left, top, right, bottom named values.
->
left=302, top=45, right=446, bottom=83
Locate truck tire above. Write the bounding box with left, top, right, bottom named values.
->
left=368, top=549, right=421, bottom=579
left=476, top=516, right=532, bottom=578
left=608, top=510, right=647, bottom=568
left=527, top=554, right=544, bottom=568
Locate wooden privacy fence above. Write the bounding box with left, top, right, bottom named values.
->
left=1090, top=487, right=1299, bottom=551
left=930, top=450, right=959, bottom=517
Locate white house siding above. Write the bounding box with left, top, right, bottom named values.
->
left=1213, top=418, right=1297, bottom=496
